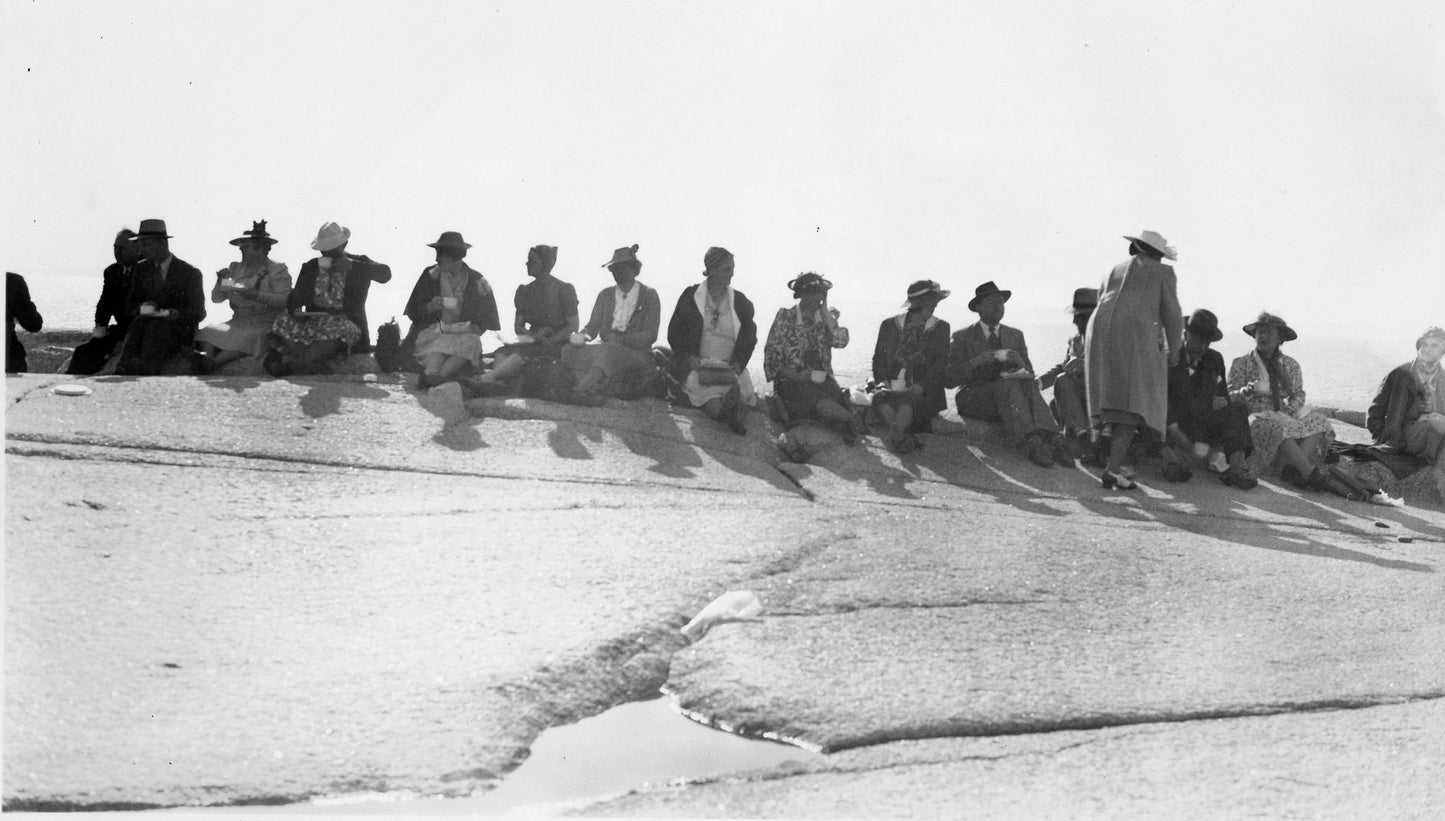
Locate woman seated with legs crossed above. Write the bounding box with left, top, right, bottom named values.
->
left=196, top=220, right=291, bottom=371
left=403, top=231, right=500, bottom=389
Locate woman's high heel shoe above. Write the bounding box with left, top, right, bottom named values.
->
left=1101, top=469, right=1137, bottom=490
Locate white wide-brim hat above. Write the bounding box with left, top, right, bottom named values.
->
left=1123, top=229, right=1178, bottom=261
left=311, top=221, right=352, bottom=252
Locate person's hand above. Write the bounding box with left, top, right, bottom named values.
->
left=991, top=350, right=1010, bottom=363
left=1212, top=396, right=1228, bottom=411
left=732, top=361, right=744, bottom=375
left=568, top=332, right=587, bottom=345
left=91, top=325, right=108, bottom=339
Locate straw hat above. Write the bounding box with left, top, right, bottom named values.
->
left=1123, top=229, right=1178, bottom=261
left=310, top=221, right=351, bottom=252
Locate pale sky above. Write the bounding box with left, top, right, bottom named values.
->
left=4, top=0, right=1443, bottom=348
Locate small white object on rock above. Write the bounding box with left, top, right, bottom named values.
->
left=681, top=590, right=763, bottom=643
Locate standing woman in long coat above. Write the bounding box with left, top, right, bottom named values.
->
left=1085, top=230, right=1184, bottom=489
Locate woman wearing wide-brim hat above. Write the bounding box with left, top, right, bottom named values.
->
left=762, top=272, right=866, bottom=442
left=1084, top=229, right=1184, bottom=490
left=402, top=231, right=501, bottom=389
left=870, top=279, right=952, bottom=453
left=1226, top=311, right=1338, bottom=490
left=196, top=220, right=292, bottom=370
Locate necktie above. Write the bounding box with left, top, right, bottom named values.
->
left=988, top=326, right=1000, bottom=350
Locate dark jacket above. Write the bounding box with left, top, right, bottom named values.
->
left=1367, top=363, right=1428, bottom=449
left=873, top=313, right=951, bottom=421
left=95, top=261, right=136, bottom=332
left=288, top=254, right=392, bottom=351
left=1167, top=347, right=1228, bottom=430
left=403, top=264, right=501, bottom=336
left=666, top=284, right=757, bottom=380
left=581, top=282, right=661, bottom=350
left=7, top=272, right=43, bottom=373
left=946, top=321, right=1033, bottom=388
left=124, top=256, right=206, bottom=338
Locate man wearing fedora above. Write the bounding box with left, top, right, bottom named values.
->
left=1038, top=286, right=1098, bottom=464
left=1367, top=326, right=1445, bottom=470
left=110, top=219, right=205, bottom=375
left=67, top=228, right=142, bottom=374
left=1164, top=308, right=1257, bottom=489
left=947, top=280, right=1063, bottom=467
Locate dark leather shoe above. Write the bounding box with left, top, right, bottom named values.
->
left=1025, top=435, right=1055, bottom=468
left=1220, top=466, right=1258, bottom=490
left=1162, top=462, right=1193, bottom=483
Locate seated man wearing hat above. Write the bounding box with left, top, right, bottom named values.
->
left=67, top=229, right=141, bottom=375
left=1037, top=287, right=1098, bottom=464
left=1163, top=309, right=1257, bottom=489
left=1367, top=326, right=1445, bottom=469
left=110, top=219, right=206, bottom=375
left=946, top=280, right=1062, bottom=467
left=560, top=244, right=661, bottom=403
left=267, top=221, right=392, bottom=376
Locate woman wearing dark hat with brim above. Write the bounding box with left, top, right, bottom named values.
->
left=870, top=280, right=952, bottom=453
left=1162, top=308, right=1257, bottom=489
left=763, top=272, right=865, bottom=442
left=1226, top=311, right=1338, bottom=491
left=403, top=231, right=501, bottom=389
left=195, top=220, right=292, bottom=370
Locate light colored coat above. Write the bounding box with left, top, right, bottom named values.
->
left=1084, top=255, right=1182, bottom=435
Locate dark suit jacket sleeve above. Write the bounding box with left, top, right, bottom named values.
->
left=8, top=274, right=43, bottom=332
left=732, top=290, right=757, bottom=368
left=666, top=286, right=698, bottom=363
left=1010, top=327, right=1034, bottom=374
left=873, top=318, right=896, bottom=383
left=96, top=264, right=124, bottom=327
left=288, top=261, right=316, bottom=313
left=178, top=262, right=206, bottom=329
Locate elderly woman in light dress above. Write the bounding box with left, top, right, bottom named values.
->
left=666, top=247, right=757, bottom=434
left=402, top=231, right=500, bottom=389
left=195, top=220, right=292, bottom=370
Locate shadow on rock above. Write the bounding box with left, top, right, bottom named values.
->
left=297, top=379, right=392, bottom=419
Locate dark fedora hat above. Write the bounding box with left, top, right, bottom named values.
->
left=134, top=218, right=172, bottom=239
left=967, top=281, right=1011, bottom=312
left=1243, top=311, right=1297, bottom=342
left=787, top=272, right=832, bottom=296
left=230, top=220, right=276, bottom=247
left=427, top=231, right=472, bottom=254
left=1069, top=287, right=1099, bottom=315
left=1184, top=308, right=1223, bottom=342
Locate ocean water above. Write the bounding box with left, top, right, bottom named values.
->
left=23, top=271, right=1397, bottom=412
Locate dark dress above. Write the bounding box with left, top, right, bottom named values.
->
left=6, top=272, right=43, bottom=373
left=1167, top=347, right=1252, bottom=456
left=274, top=254, right=392, bottom=354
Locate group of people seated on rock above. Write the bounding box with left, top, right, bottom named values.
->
left=15, top=221, right=1442, bottom=501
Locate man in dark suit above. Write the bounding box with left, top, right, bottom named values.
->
left=67, top=229, right=141, bottom=374
left=111, top=218, right=205, bottom=375
left=947, top=281, right=1062, bottom=467
left=7, top=272, right=44, bottom=373
left=1164, top=309, right=1256, bottom=489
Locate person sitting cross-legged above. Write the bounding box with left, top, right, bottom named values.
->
left=1162, top=308, right=1257, bottom=489
left=946, top=280, right=1062, bottom=467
